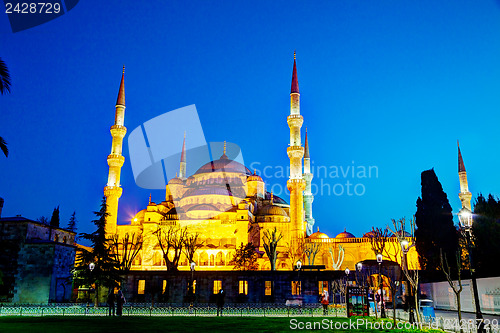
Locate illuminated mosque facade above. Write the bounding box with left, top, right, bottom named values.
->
left=102, top=55, right=420, bottom=272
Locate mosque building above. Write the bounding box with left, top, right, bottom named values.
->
left=103, top=55, right=419, bottom=272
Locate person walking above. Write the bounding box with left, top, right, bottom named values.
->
left=116, top=288, right=126, bottom=316
left=216, top=289, right=225, bottom=317
left=321, top=289, right=329, bottom=315
left=107, top=289, right=115, bottom=316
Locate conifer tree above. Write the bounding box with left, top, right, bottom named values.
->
left=472, top=194, right=500, bottom=277
left=415, top=169, right=458, bottom=272
left=49, top=206, right=60, bottom=228
left=67, top=211, right=77, bottom=233
left=75, top=197, right=120, bottom=306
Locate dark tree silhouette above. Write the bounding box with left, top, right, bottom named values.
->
left=231, top=242, right=258, bottom=271
left=0, top=57, right=11, bottom=158
left=67, top=211, right=77, bottom=233
left=75, top=197, right=120, bottom=306
left=415, top=169, right=458, bottom=272
left=50, top=206, right=60, bottom=228
left=472, top=194, right=500, bottom=277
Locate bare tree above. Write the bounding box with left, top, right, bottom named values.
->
left=368, top=227, right=390, bottom=318
left=440, top=248, right=463, bottom=332
left=285, top=238, right=304, bottom=268
left=262, top=227, right=283, bottom=271
left=388, top=217, right=421, bottom=323
left=332, top=278, right=348, bottom=305
left=383, top=237, right=403, bottom=325
left=154, top=225, right=187, bottom=271
left=329, top=244, right=345, bottom=270
left=303, top=242, right=321, bottom=266
left=109, top=232, right=143, bottom=273
left=183, top=232, right=203, bottom=265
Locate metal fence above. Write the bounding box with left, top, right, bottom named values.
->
left=0, top=303, right=347, bottom=318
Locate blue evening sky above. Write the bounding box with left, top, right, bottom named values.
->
left=1, top=1, right=500, bottom=241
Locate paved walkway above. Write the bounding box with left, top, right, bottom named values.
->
left=433, top=309, right=500, bottom=322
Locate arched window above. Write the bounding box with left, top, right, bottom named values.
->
left=215, top=252, right=224, bottom=266
left=200, top=252, right=208, bottom=266
left=210, top=254, right=215, bottom=266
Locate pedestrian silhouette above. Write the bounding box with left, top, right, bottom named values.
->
left=216, top=289, right=225, bottom=316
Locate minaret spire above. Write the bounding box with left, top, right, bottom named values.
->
left=457, top=141, right=472, bottom=211
left=304, top=128, right=310, bottom=159
left=303, top=128, right=315, bottom=236
left=116, top=65, right=125, bottom=106
left=291, top=51, right=299, bottom=94
left=458, top=140, right=466, bottom=173
left=287, top=51, right=306, bottom=247
left=104, top=67, right=128, bottom=235
left=179, top=132, right=187, bottom=179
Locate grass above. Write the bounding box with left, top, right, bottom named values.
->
left=0, top=316, right=445, bottom=333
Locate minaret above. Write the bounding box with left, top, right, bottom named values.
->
left=104, top=66, right=127, bottom=235
left=287, top=52, right=306, bottom=244
left=303, top=129, right=315, bottom=236
left=458, top=141, right=472, bottom=211
left=179, top=132, right=187, bottom=179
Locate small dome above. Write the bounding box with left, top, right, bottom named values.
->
left=258, top=204, right=288, bottom=217
left=247, top=170, right=263, bottom=182
left=194, top=156, right=251, bottom=176
left=309, top=227, right=329, bottom=239
left=168, top=177, right=184, bottom=185
left=264, top=192, right=288, bottom=205
left=336, top=228, right=356, bottom=239
left=363, top=231, right=376, bottom=238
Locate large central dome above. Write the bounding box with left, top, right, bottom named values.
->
left=194, top=154, right=251, bottom=175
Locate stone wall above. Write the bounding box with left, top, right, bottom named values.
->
left=122, top=270, right=349, bottom=305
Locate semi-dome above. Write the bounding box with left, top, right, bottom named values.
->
left=194, top=154, right=251, bottom=176
left=183, top=186, right=246, bottom=198
left=335, top=228, right=355, bottom=239
left=309, top=227, right=329, bottom=239
left=168, top=177, right=184, bottom=185
left=187, top=204, right=219, bottom=212
left=258, top=204, right=288, bottom=217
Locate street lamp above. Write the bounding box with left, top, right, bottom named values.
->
left=190, top=262, right=196, bottom=307
left=376, top=254, right=386, bottom=318
left=89, top=262, right=96, bottom=308
left=458, top=208, right=485, bottom=333
left=296, top=260, right=302, bottom=296
left=356, top=262, right=365, bottom=315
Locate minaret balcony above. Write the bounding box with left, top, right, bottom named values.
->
left=104, top=185, right=123, bottom=198
left=110, top=125, right=127, bottom=137
left=287, top=114, right=303, bottom=127
left=107, top=154, right=125, bottom=167
left=287, top=146, right=304, bottom=159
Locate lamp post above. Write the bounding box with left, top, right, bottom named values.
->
left=296, top=260, right=302, bottom=295
left=400, top=239, right=415, bottom=323
left=356, top=262, right=365, bottom=315
left=190, top=261, right=196, bottom=308
left=458, top=208, right=485, bottom=333
left=376, top=253, right=386, bottom=318
left=356, top=263, right=363, bottom=286
left=345, top=268, right=350, bottom=306
left=89, top=262, right=97, bottom=308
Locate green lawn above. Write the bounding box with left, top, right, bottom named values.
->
left=0, top=316, right=444, bottom=333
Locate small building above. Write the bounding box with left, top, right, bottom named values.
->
left=0, top=216, right=76, bottom=304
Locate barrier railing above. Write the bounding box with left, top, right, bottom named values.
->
left=0, top=303, right=347, bottom=318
